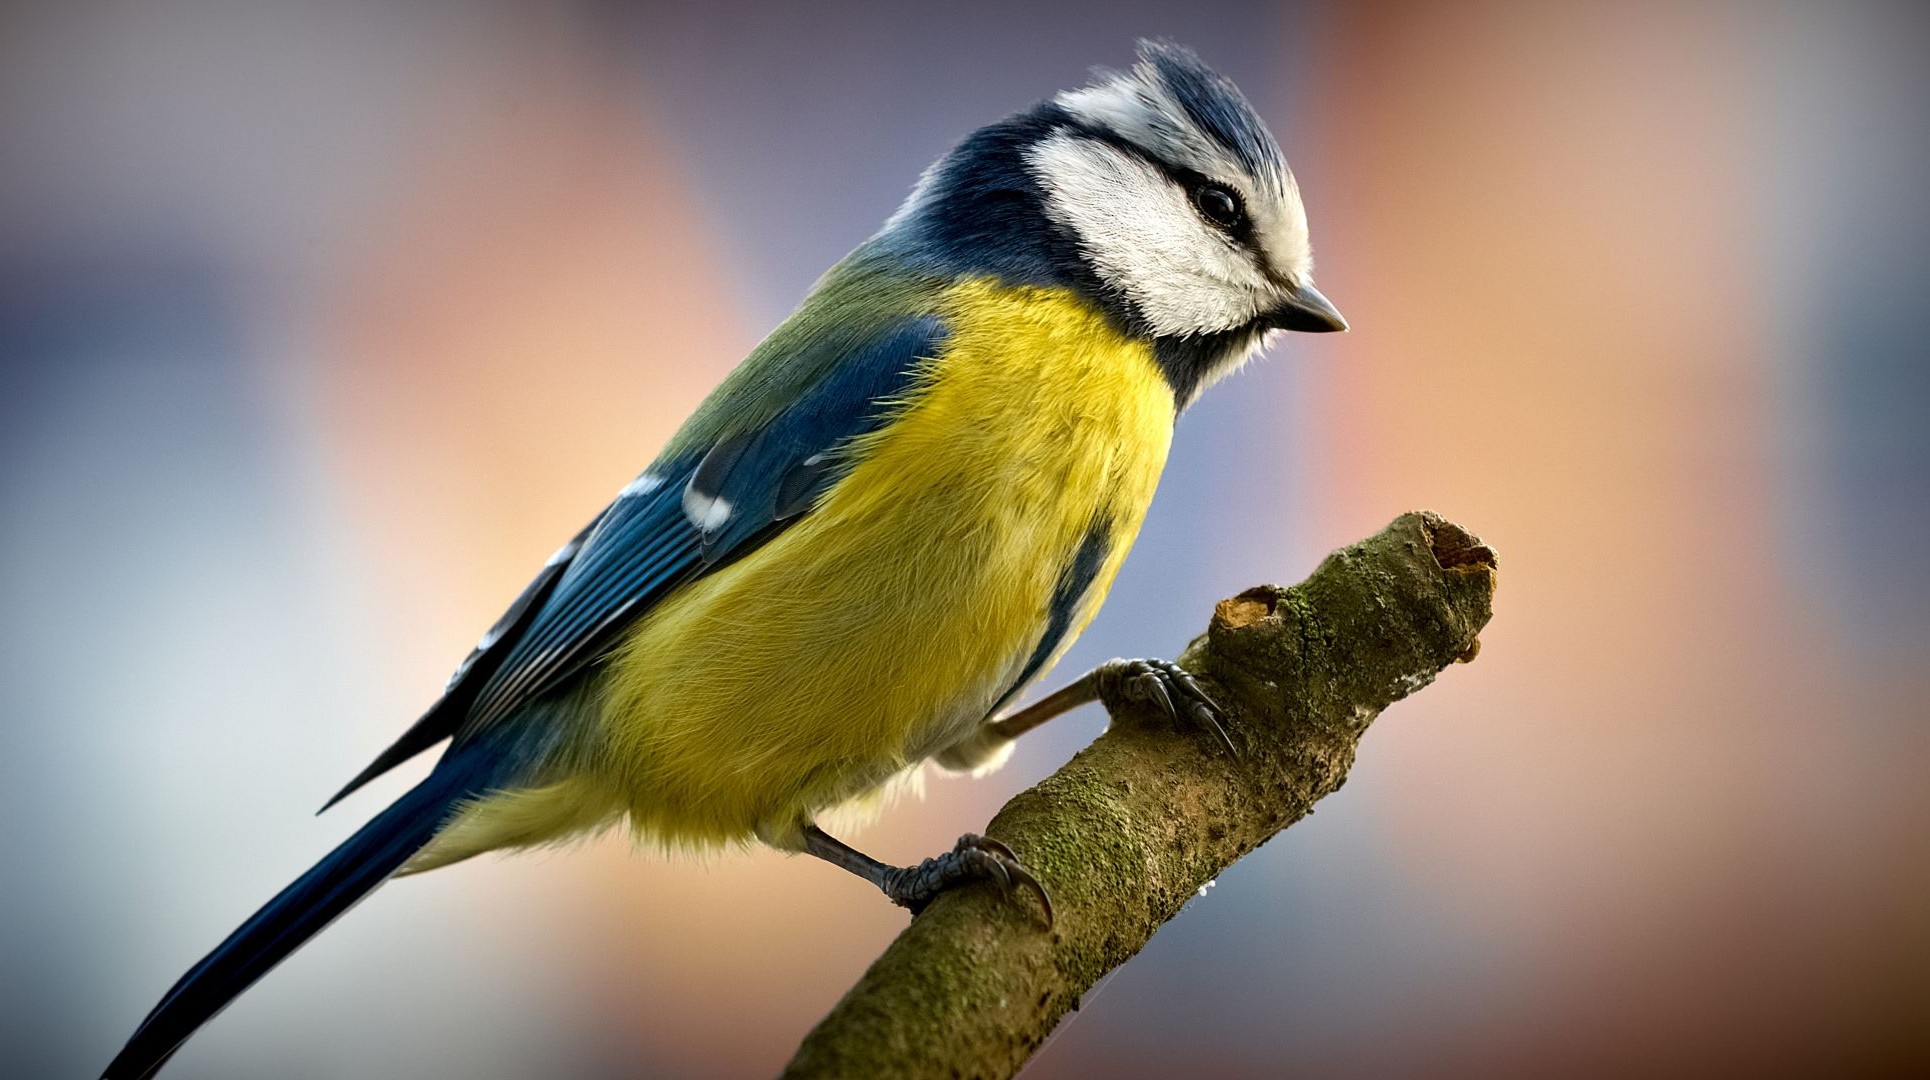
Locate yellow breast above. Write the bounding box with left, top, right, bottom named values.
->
left=430, top=280, right=1175, bottom=863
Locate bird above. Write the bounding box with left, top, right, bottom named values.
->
left=102, top=39, right=1346, bottom=1078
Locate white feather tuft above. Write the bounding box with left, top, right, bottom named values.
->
left=619, top=473, right=663, bottom=498
left=682, top=485, right=733, bottom=533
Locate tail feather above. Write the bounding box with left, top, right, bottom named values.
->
left=102, top=749, right=505, bottom=1080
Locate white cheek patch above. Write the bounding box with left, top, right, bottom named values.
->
left=1025, top=132, right=1272, bottom=337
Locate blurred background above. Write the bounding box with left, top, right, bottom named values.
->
left=4, top=1, right=1926, bottom=1076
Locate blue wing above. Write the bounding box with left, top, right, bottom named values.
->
left=323, top=314, right=946, bottom=806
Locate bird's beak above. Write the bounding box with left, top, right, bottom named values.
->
left=1264, top=283, right=1348, bottom=333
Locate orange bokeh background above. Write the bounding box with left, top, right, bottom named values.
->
left=6, top=3, right=1925, bottom=1076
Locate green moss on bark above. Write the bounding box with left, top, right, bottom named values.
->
left=781, top=512, right=1496, bottom=1080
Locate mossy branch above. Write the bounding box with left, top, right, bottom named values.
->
left=779, top=511, right=1497, bottom=1080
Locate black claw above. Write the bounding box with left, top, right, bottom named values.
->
left=1194, top=685, right=1224, bottom=716
left=882, top=834, right=1053, bottom=926
left=1098, top=658, right=1237, bottom=757
left=1194, top=703, right=1237, bottom=756
left=980, top=850, right=1013, bottom=891
left=973, top=835, right=1019, bottom=863
left=1004, top=862, right=1054, bottom=926
left=1140, top=673, right=1176, bottom=719
left=1176, top=671, right=1212, bottom=706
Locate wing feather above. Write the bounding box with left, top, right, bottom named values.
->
left=325, top=313, right=948, bottom=799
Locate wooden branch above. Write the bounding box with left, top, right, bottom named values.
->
left=780, top=511, right=1498, bottom=1080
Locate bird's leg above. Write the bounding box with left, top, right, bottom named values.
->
left=988, top=657, right=1235, bottom=755
left=801, top=825, right=1052, bottom=925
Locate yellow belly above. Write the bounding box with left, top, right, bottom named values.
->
left=418, top=279, right=1174, bottom=865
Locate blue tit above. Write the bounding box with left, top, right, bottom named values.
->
left=103, top=39, right=1346, bottom=1078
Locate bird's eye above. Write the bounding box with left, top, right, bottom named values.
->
left=1192, top=183, right=1244, bottom=229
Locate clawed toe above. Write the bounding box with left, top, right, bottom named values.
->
left=1098, top=658, right=1236, bottom=756
left=883, top=834, right=1053, bottom=926
left=967, top=836, right=1052, bottom=924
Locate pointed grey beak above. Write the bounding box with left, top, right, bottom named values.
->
left=1264, top=283, right=1348, bottom=333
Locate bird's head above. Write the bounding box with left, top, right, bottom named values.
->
left=875, top=40, right=1344, bottom=402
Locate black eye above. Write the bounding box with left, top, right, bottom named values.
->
left=1192, top=182, right=1244, bottom=229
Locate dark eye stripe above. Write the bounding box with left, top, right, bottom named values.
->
left=1058, top=120, right=1261, bottom=251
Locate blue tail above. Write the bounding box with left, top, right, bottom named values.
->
left=101, top=747, right=507, bottom=1079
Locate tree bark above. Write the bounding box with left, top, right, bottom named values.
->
left=780, top=511, right=1497, bottom=1080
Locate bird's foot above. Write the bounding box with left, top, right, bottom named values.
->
left=881, top=834, right=1053, bottom=925
left=1094, top=657, right=1235, bottom=755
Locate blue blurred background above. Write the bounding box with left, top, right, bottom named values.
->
left=4, top=2, right=1927, bottom=1076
